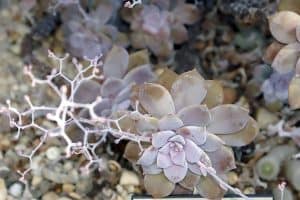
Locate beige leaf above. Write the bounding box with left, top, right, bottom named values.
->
left=144, top=173, right=175, bottom=198
left=289, top=76, right=300, bottom=109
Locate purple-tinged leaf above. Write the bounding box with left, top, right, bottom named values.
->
left=177, top=126, right=207, bottom=145
left=168, top=135, right=185, bottom=145
left=170, top=149, right=186, bottom=166
left=200, top=133, right=224, bottom=152
left=157, top=152, right=172, bottom=168
left=142, top=164, right=162, bottom=175
left=101, top=78, right=124, bottom=98
left=73, top=80, right=101, bottom=103
left=177, top=104, right=211, bottom=126
left=158, top=114, right=184, bottom=131
left=152, top=131, right=176, bottom=148
left=123, top=64, right=156, bottom=85
left=164, top=162, right=188, bottom=183
left=137, top=146, right=158, bottom=166
left=184, top=139, right=206, bottom=163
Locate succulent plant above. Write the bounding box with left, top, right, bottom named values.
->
left=73, top=45, right=156, bottom=117
left=268, top=11, right=300, bottom=109
left=124, top=69, right=258, bottom=198
left=122, top=0, right=200, bottom=58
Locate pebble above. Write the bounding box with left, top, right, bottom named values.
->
left=8, top=182, right=23, bottom=197
left=120, top=170, right=140, bottom=186
left=0, top=178, right=7, bottom=200
left=63, top=183, right=75, bottom=193
left=256, top=108, right=279, bottom=129
left=46, top=146, right=61, bottom=160
left=31, top=176, right=43, bottom=188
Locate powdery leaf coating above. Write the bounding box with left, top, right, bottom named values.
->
left=171, top=69, right=207, bottom=111
left=217, top=117, right=259, bottom=147
left=289, top=76, right=300, bottom=109
left=207, top=104, right=250, bottom=135
left=272, top=42, right=300, bottom=73
left=101, top=78, right=124, bottom=98
left=200, top=133, right=224, bottom=152
left=152, top=131, right=176, bottom=148
left=137, top=146, right=158, bottom=166
left=177, top=126, right=207, bottom=146
left=144, top=173, right=175, bottom=198
left=138, top=83, right=176, bottom=118
left=73, top=80, right=102, bottom=103
left=206, top=146, right=236, bottom=174
left=158, top=114, right=184, bottom=131
left=123, top=64, right=156, bottom=85
left=269, top=11, right=300, bottom=44
left=179, top=170, right=200, bottom=190
left=195, top=175, right=226, bottom=199
left=163, top=162, right=188, bottom=183
left=103, top=45, right=129, bottom=78
left=177, top=105, right=211, bottom=127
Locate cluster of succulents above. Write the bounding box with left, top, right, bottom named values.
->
left=121, top=0, right=200, bottom=59
left=268, top=11, right=300, bottom=109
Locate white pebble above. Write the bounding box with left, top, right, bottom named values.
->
left=46, top=146, right=61, bottom=160
left=8, top=182, right=23, bottom=197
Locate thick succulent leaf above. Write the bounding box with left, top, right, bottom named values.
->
left=73, top=80, right=102, bottom=103
left=170, top=69, right=207, bottom=111
left=123, top=141, right=141, bottom=163
left=158, top=114, right=184, bottom=131
left=103, top=45, right=129, bottom=78
left=142, top=164, right=162, bottom=175
left=152, top=131, right=176, bottom=148
left=202, top=80, right=224, bottom=108
left=170, top=149, right=186, bottom=166
left=138, top=83, right=176, bottom=117
left=177, top=105, right=211, bottom=126
left=123, top=64, right=156, bottom=85
left=158, top=142, right=171, bottom=154
left=179, top=170, right=200, bottom=190
left=168, top=135, right=186, bottom=144
left=157, top=152, right=172, bottom=168
left=272, top=42, right=300, bottom=73
left=195, top=175, right=226, bottom=199
left=289, top=76, right=300, bottom=109
left=164, top=162, right=188, bottom=183
left=144, top=173, right=175, bottom=198
left=207, top=104, right=250, bottom=135
left=218, top=117, right=258, bottom=147
left=188, top=155, right=212, bottom=176
left=157, top=68, right=178, bottom=91
left=185, top=139, right=207, bottom=163
left=177, top=126, right=207, bottom=146
left=200, top=133, right=224, bottom=152
left=137, top=146, right=158, bottom=166
left=93, top=98, right=113, bottom=117
left=269, top=11, right=300, bottom=44
left=173, top=3, right=200, bottom=25
left=113, top=84, right=132, bottom=106
left=136, top=116, right=159, bottom=134
left=101, top=78, right=124, bottom=98
left=206, top=146, right=236, bottom=174
left=128, top=49, right=150, bottom=70
left=171, top=23, right=188, bottom=44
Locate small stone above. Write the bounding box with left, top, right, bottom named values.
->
left=68, top=192, right=81, bottom=200
left=8, top=182, right=23, bottom=197
left=58, top=197, right=72, bottom=200
left=227, top=172, right=239, bottom=185
left=256, top=108, right=279, bottom=129
left=243, top=186, right=255, bottom=195
left=0, top=178, right=7, bottom=200
left=120, top=170, right=140, bottom=186
left=63, top=183, right=75, bottom=193
left=75, top=177, right=93, bottom=194
left=31, top=176, right=43, bottom=188
left=42, top=192, right=59, bottom=200
left=46, top=146, right=61, bottom=160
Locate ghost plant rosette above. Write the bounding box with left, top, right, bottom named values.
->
left=124, top=69, right=258, bottom=198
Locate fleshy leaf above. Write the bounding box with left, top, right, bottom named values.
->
left=137, top=146, right=158, bottom=166
left=200, top=133, right=224, bottom=152
left=177, top=126, right=207, bottom=146
left=188, top=156, right=211, bottom=176
left=218, top=117, right=258, bottom=147
left=152, top=131, right=176, bottom=148
left=202, top=80, right=224, bottom=108
left=144, top=173, right=175, bottom=198
left=93, top=98, right=112, bottom=117
left=73, top=80, right=101, bottom=103
left=179, top=170, right=200, bottom=190
left=207, top=104, right=250, bottom=135
left=171, top=23, right=188, bottom=44
left=164, top=162, right=188, bottom=183
left=128, top=49, right=150, bottom=70
left=269, top=11, right=300, bottom=44
left=136, top=116, right=159, bottom=133
left=170, top=69, right=207, bottom=111
left=101, top=78, right=124, bottom=98
left=195, top=175, right=226, bottom=199
left=289, top=76, right=300, bottom=109
left=168, top=135, right=186, bottom=144
left=103, top=45, right=129, bottom=78
left=177, top=105, right=211, bottom=126
left=272, top=42, right=300, bottom=73
left=170, top=149, right=186, bottom=166
left=123, top=64, right=156, bottom=85
left=158, top=114, right=184, bottom=131
left=157, top=152, right=172, bottom=168
left=185, top=139, right=207, bottom=163
left=142, top=164, right=162, bottom=175
left=206, top=146, right=236, bottom=174
left=138, top=83, right=176, bottom=117
left=124, top=141, right=141, bottom=163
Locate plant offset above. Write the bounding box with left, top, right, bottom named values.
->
left=1, top=0, right=300, bottom=200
